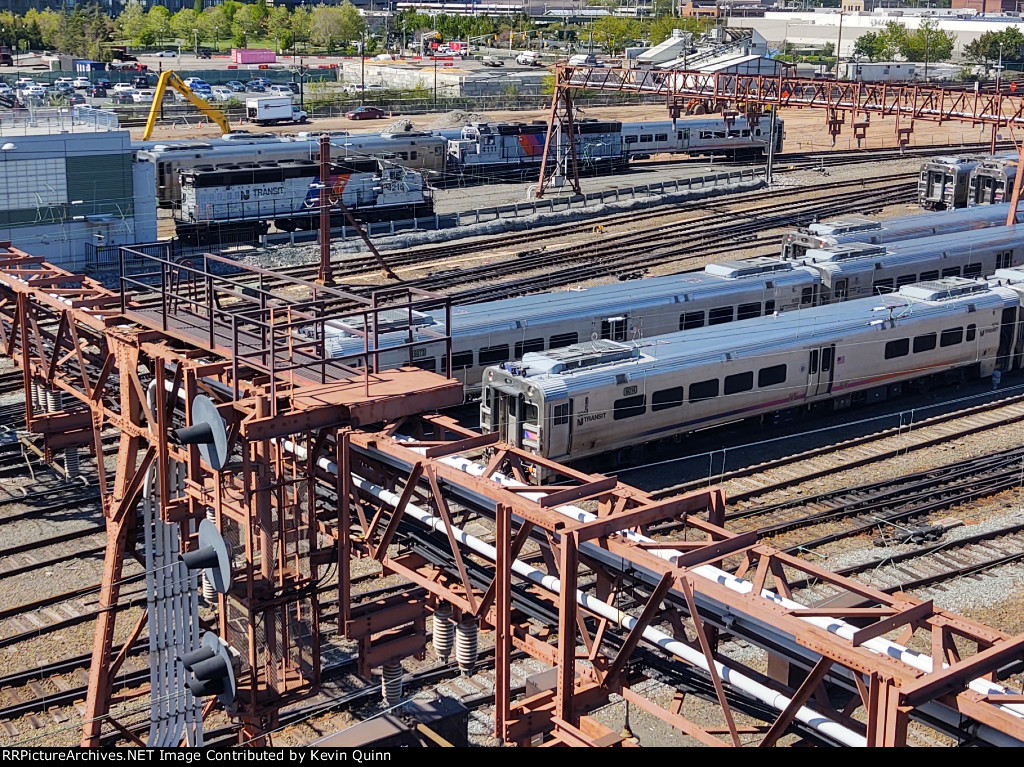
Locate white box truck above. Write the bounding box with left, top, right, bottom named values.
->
left=245, top=95, right=308, bottom=125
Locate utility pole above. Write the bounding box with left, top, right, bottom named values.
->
left=318, top=135, right=334, bottom=287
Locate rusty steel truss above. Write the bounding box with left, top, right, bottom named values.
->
left=538, top=65, right=1024, bottom=197
left=1, top=241, right=1024, bottom=746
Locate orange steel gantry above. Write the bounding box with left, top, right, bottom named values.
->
left=537, top=66, right=1024, bottom=199
left=2, top=241, right=1024, bottom=747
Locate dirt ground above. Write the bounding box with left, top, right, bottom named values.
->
left=134, top=102, right=1001, bottom=154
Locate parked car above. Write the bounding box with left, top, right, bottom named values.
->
left=209, top=86, right=233, bottom=102
left=268, top=84, right=292, bottom=96
left=94, top=78, right=113, bottom=90
left=54, top=77, right=75, bottom=87
left=153, top=50, right=177, bottom=58
left=286, top=82, right=300, bottom=94
left=87, top=85, right=108, bottom=98
left=110, top=90, right=135, bottom=104
left=346, top=106, right=387, bottom=120
left=245, top=81, right=266, bottom=93
left=225, top=80, right=245, bottom=92
left=113, top=82, right=135, bottom=92
left=132, top=90, right=154, bottom=103
left=20, top=84, right=45, bottom=98
left=183, top=77, right=208, bottom=89
left=0, top=83, right=12, bottom=97
left=132, top=75, right=151, bottom=89
left=53, top=81, right=74, bottom=95
left=68, top=93, right=86, bottom=106
left=196, top=48, right=212, bottom=59
left=72, top=77, right=91, bottom=89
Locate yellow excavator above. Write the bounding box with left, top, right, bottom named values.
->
left=142, top=70, right=230, bottom=140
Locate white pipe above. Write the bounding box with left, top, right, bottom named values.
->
left=281, top=438, right=866, bottom=746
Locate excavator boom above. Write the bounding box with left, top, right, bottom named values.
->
left=142, top=70, right=230, bottom=141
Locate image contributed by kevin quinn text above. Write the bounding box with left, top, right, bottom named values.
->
left=0, top=749, right=403, bottom=761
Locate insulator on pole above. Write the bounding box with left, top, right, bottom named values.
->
left=432, top=603, right=454, bottom=663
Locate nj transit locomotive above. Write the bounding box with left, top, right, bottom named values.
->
left=479, top=278, right=1019, bottom=476
left=137, top=131, right=449, bottom=205
left=176, top=158, right=432, bottom=244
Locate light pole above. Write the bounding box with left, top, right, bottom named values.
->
left=992, top=43, right=1004, bottom=155
left=433, top=54, right=437, bottom=111
left=834, top=10, right=844, bottom=78
left=923, top=27, right=929, bottom=82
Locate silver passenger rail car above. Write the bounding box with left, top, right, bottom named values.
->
left=619, top=114, right=782, bottom=161
left=799, top=223, right=1024, bottom=302
left=919, top=156, right=980, bottom=210
left=968, top=155, right=1018, bottom=207
left=780, top=204, right=1013, bottom=260
left=480, top=278, right=1022, bottom=477
left=322, top=258, right=822, bottom=397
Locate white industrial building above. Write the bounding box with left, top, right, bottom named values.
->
left=0, top=108, right=157, bottom=271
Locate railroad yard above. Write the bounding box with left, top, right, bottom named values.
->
left=4, top=68, right=1024, bottom=750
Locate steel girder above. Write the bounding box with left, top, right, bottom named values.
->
left=339, top=421, right=1024, bottom=747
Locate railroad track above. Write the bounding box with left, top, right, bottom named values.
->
left=652, top=391, right=1024, bottom=503
left=789, top=517, right=1024, bottom=602
left=267, top=173, right=917, bottom=288
left=0, top=574, right=419, bottom=737
left=724, top=447, right=1024, bottom=548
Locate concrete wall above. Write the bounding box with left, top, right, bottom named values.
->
left=338, top=60, right=547, bottom=96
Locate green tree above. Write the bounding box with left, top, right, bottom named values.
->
left=899, top=19, right=954, bottom=63
left=647, top=17, right=704, bottom=46
left=115, top=0, right=147, bottom=45
left=231, top=4, right=265, bottom=43
left=267, top=6, right=292, bottom=53
left=25, top=8, right=63, bottom=50
left=337, top=1, right=367, bottom=43
left=146, top=5, right=172, bottom=46
left=853, top=30, right=886, bottom=62
left=591, top=17, right=642, bottom=55
left=199, top=6, right=231, bottom=51
left=194, top=0, right=204, bottom=15
left=964, top=27, right=1024, bottom=65
left=291, top=5, right=312, bottom=51
left=171, top=9, right=200, bottom=49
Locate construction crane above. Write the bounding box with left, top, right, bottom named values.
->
left=142, top=70, right=230, bottom=141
